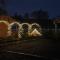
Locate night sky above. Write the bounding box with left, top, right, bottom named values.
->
left=5, top=0, right=60, bottom=18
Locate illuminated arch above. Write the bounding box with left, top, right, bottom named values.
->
left=21, top=23, right=30, bottom=30
left=0, top=20, right=9, bottom=36
left=0, top=20, right=9, bottom=25
left=31, top=23, right=41, bottom=30
left=21, top=23, right=31, bottom=35
left=31, top=23, right=40, bottom=27
left=21, top=23, right=30, bottom=27
left=29, top=23, right=42, bottom=36
left=8, top=22, right=21, bottom=38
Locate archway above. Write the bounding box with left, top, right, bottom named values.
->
left=30, top=23, right=42, bottom=37
left=21, top=23, right=30, bottom=37
left=0, top=21, right=9, bottom=38
left=8, top=22, right=21, bottom=38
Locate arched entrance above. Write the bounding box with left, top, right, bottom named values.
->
left=8, top=22, right=21, bottom=38
left=21, top=23, right=30, bottom=37
left=0, top=21, right=9, bottom=38
left=30, top=23, right=42, bottom=37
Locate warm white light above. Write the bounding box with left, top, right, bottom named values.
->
left=29, top=23, right=42, bottom=36
left=21, top=23, right=31, bottom=35
left=0, top=20, right=9, bottom=25
left=0, top=20, right=9, bottom=36
left=0, top=21, right=42, bottom=38
left=8, top=22, right=21, bottom=38
left=30, top=29, right=42, bottom=36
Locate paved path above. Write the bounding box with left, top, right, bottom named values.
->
left=0, top=38, right=60, bottom=59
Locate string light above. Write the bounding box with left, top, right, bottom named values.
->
left=0, top=20, right=9, bottom=36
left=0, top=21, right=42, bottom=38
left=8, top=22, right=21, bottom=38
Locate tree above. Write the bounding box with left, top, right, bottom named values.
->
left=31, top=11, right=38, bottom=19
left=0, top=7, right=7, bottom=15
left=31, top=9, right=49, bottom=28
left=13, top=12, right=23, bottom=22
left=23, top=13, right=30, bottom=22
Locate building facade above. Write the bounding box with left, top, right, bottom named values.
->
left=0, top=16, right=42, bottom=39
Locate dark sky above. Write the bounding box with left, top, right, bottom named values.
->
left=5, top=0, right=60, bottom=18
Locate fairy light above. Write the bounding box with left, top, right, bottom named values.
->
left=0, top=20, right=9, bottom=36
left=8, top=22, right=21, bottom=38
left=29, top=23, right=42, bottom=36
left=0, top=20, right=9, bottom=25
left=0, top=21, right=42, bottom=38
left=21, top=23, right=30, bottom=35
